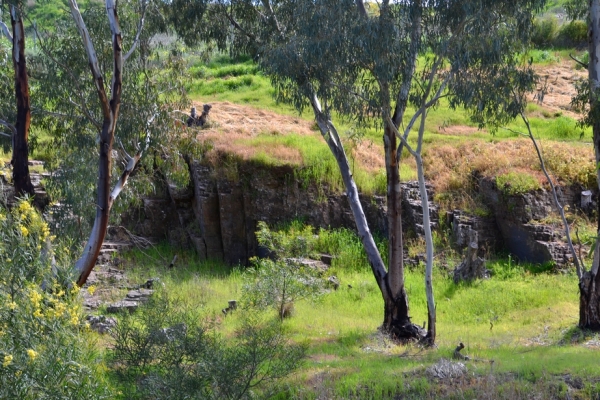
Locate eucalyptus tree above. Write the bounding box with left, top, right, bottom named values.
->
left=29, top=0, right=188, bottom=286
left=0, top=2, right=35, bottom=198
left=192, top=0, right=544, bottom=344
left=571, top=1, right=600, bottom=329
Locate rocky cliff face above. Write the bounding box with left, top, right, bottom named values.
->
left=122, top=159, right=439, bottom=265
left=448, top=175, right=593, bottom=266
left=122, top=158, right=595, bottom=268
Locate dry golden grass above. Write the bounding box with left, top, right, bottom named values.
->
left=194, top=101, right=314, bottom=164
left=191, top=101, right=594, bottom=203
left=194, top=101, right=393, bottom=175
left=527, top=62, right=586, bottom=119
left=424, top=138, right=595, bottom=193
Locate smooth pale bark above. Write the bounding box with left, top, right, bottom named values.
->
left=389, top=115, right=436, bottom=343
left=579, top=0, right=600, bottom=329
left=310, top=91, right=425, bottom=339
left=71, top=0, right=124, bottom=286
left=9, top=6, right=34, bottom=198
left=309, top=93, right=387, bottom=289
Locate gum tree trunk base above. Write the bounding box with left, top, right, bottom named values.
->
left=382, top=294, right=426, bottom=341
left=579, top=270, right=600, bottom=330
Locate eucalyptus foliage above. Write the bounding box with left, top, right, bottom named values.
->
left=176, top=0, right=547, bottom=343
left=28, top=0, right=189, bottom=238
left=252, top=0, right=545, bottom=129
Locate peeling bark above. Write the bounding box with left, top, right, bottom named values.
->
left=70, top=0, right=128, bottom=286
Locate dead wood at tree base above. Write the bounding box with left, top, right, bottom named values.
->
left=382, top=320, right=427, bottom=342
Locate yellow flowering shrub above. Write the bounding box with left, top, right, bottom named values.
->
left=0, top=199, right=112, bottom=399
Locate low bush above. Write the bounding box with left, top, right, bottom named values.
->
left=110, top=291, right=306, bottom=400
left=243, top=222, right=326, bottom=319
left=531, top=16, right=559, bottom=48
left=0, top=198, right=112, bottom=399
left=557, top=20, right=587, bottom=47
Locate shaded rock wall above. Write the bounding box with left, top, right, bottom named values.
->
left=123, top=160, right=438, bottom=265
left=449, top=176, right=594, bottom=266
left=122, top=158, right=595, bottom=268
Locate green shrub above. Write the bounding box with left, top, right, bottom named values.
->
left=243, top=222, right=325, bottom=319
left=255, top=220, right=318, bottom=258
left=553, top=116, right=582, bottom=139
left=531, top=17, right=559, bottom=48
left=0, top=199, right=112, bottom=399
left=242, top=257, right=325, bottom=319
left=496, top=172, right=540, bottom=195
left=558, top=20, right=587, bottom=46
left=110, top=291, right=306, bottom=400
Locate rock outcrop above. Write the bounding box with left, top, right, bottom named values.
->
left=118, top=159, right=597, bottom=268
left=122, top=159, right=442, bottom=265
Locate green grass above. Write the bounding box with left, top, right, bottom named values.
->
left=111, top=223, right=600, bottom=398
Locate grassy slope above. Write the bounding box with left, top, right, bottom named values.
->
left=187, top=51, right=593, bottom=202
left=120, top=228, right=600, bottom=399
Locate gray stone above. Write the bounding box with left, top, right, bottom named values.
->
left=427, top=359, right=467, bottom=380
left=327, top=275, right=340, bottom=290
left=150, top=323, right=187, bottom=344
left=85, top=315, right=117, bottom=334
left=107, top=300, right=140, bottom=313
left=125, top=288, right=154, bottom=301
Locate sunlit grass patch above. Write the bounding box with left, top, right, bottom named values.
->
left=117, top=215, right=600, bottom=398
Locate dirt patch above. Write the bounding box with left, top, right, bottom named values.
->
left=528, top=62, right=586, bottom=118
left=191, top=101, right=316, bottom=164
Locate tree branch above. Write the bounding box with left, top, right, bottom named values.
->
left=396, top=67, right=451, bottom=163
left=260, top=0, right=283, bottom=36
left=68, top=0, right=111, bottom=120
left=392, top=0, right=421, bottom=126
left=518, top=109, right=584, bottom=277
left=0, top=119, right=16, bottom=136
left=570, top=53, right=588, bottom=69
left=0, top=19, right=12, bottom=41
left=108, top=112, right=154, bottom=210
left=356, top=0, right=368, bottom=18
left=123, top=0, right=147, bottom=61
left=224, top=9, right=257, bottom=42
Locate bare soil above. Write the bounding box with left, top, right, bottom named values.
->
left=528, top=62, right=587, bottom=118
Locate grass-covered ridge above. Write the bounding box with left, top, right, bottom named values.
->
left=185, top=52, right=594, bottom=209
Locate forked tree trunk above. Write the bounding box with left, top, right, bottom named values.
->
left=382, top=121, right=422, bottom=339
left=309, top=94, right=424, bottom=341
left=69, top=0, right=123, bottom=286
left=10, top=6, right=34, bottom=198
left=580, top=0, right=600, bottom=329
